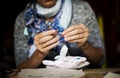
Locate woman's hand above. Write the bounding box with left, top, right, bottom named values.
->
left=34, top=30, right=59, bottom=55
left=62, top=24, right=89, bottom=47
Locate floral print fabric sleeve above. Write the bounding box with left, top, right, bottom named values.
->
left=14, top=12, right=30, bottom=66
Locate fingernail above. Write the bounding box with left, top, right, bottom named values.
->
left=53, top=30, right=56, bottom=32
left=57, top=41, right=59, bottom=44
left=57, top=36, right=60, bottom=38
left=64, top=38, right=68, bottom=41
left=62, top=32, right=65, bottom=35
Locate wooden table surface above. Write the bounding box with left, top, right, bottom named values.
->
left=82, top=68, right=120, bottom=78
left=7, top=68, right=120, bottom=78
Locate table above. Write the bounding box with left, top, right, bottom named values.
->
left=7, top=68, right=120, bottom=78
left=82, top=68, right=120, bottom=78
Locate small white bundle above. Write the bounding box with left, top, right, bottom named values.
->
left=42, top=56, right=90, bottom=69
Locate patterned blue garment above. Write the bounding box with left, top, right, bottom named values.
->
left=24, top=1, right=66, bottom=53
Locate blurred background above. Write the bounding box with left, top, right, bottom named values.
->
left=0, top=0, right=120, bottom=69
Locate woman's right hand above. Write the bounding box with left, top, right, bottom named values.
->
left=34, top=30, right=59, bottom=55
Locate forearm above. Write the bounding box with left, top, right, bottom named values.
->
left=80, top=42, right=104, bottom=65
left=17, top=49, right=46, bottom=70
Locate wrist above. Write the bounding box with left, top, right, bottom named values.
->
left=36, top=49, right=46, bottom=59
left=80, top=41, right=88, bottom=49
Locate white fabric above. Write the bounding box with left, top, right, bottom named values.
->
left=59, top=0, right=72, bottom=29
left=28, top=44, right=37, bottom=57
left=36, top=0, right=72, bottom=29
left=36, top=0, right=62, bottom=18
left=43, top=56, right=90, bottom=69
left=59, top=45, right=68, bottom=59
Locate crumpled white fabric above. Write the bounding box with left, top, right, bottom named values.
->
left=42, top=56, right=90, bottom=69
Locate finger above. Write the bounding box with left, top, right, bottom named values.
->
left=34, top=36, right=59, bottom=53
left=62, top=24, right=87, bottom=36
left=34, top=30, right=57, bottom=40
left=64, top=34, right=82, bottom=41
left=78, top=24, right=86, bottom=29
left=65, top=33, right=89, bottom=41
left=63, top=28, right=82, bottom=37
left=68, top=37, right=87, bottom=43
left=62, top=25, right=78, bottom=35
left=63, top=28, right=88, bottom=38
left=39, top=41, right=59, bottom=54
left=41, top=36, right=59, bottom=48
left=39, top=35, right=54, bottom=44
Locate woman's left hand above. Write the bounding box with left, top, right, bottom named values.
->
left=62, top=24, right=89, bottom=47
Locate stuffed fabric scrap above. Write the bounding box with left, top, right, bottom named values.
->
left=42, top=56, right=90, bottom=69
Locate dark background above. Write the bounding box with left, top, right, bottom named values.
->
left=0, top=0, right=120, bottom=69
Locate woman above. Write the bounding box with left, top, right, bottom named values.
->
left=14, top=0, right=106, bottom=69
